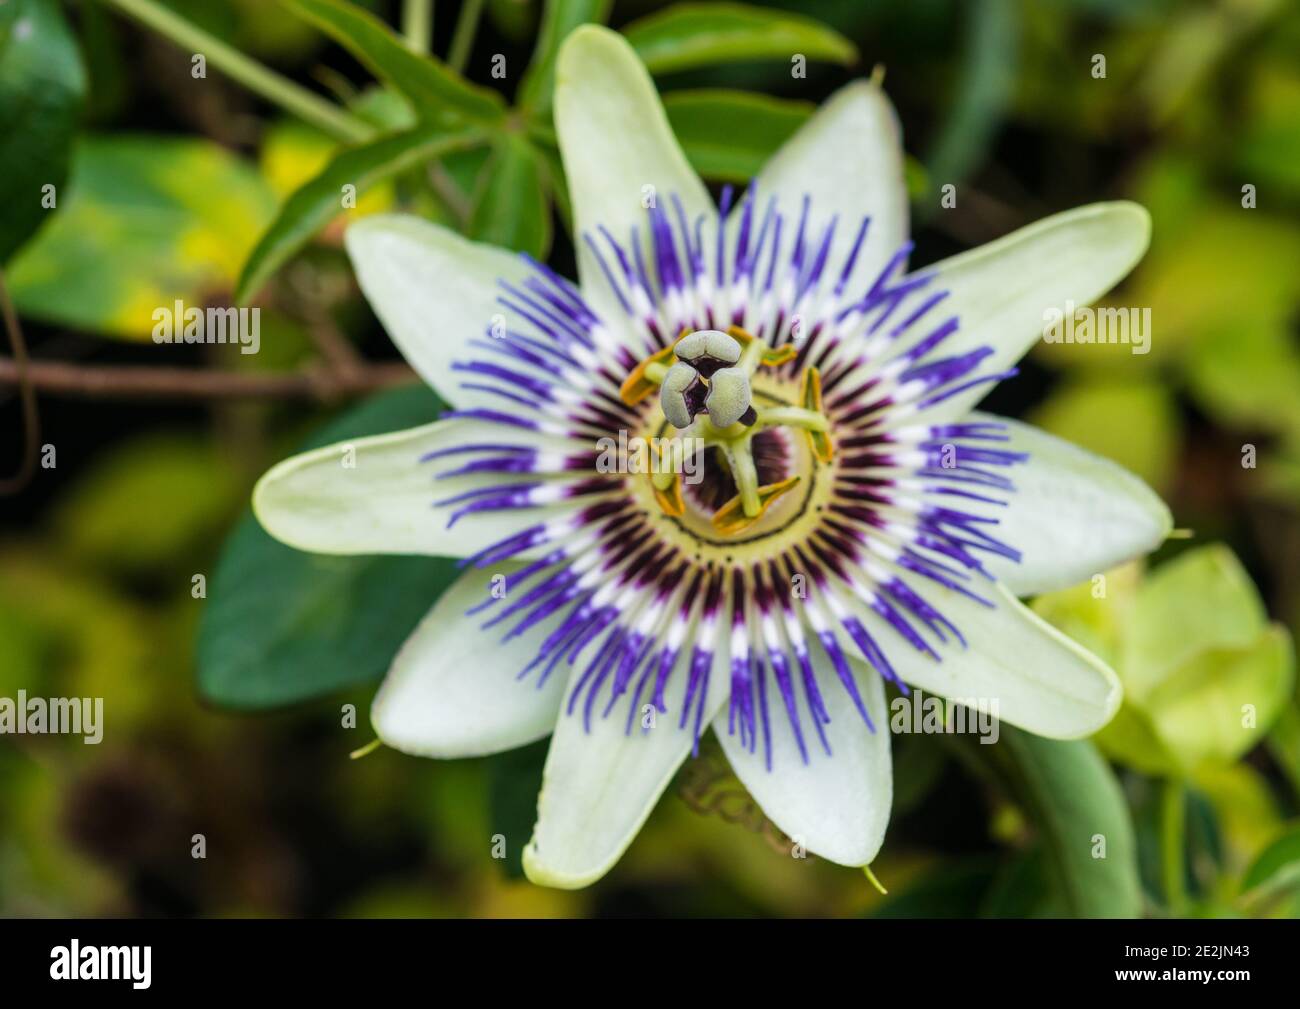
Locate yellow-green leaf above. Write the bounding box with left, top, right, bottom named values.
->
left=7, top=135, right=276, bottom=338
left=623, top=2, right=857, bottom=76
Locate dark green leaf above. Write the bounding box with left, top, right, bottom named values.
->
left=487, top=739, right=549, bottom=878
left=662, top=89, right=812, bottom=182
left=979, top=847, right=1068, bottom=917
left=467, top=134, right=551, bottom=258
left=518, top=0, right=611, bottom=116
left=533, top=140, right=572, bottom=235
left=985, top=728, right=1142, bottom=918
left=237, top=126, right=482, bottom=303
left=0, top=0, right=86, bottom=263
left=868, top=858, right=999, bottom=918
left=197, top=384, right=454, bottom=709
left=283, top=0, right=505, bottom=125
left=1241, top=827, right=1300, bottom=896
left=487, top=0, right=540, bottom=44
left=623, top=2, right=857, bottom=76
left=1267, top=704, right=1300, bottom=799
left=920, top=0, right=1018, bottom=211
left=891, top=731, right=949, bottom=815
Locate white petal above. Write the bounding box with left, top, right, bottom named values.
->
left=522, top=615, right=729, bottom=888
left=713, top=651, right=891, bottom=867
left=345, top=213, right=539, bottom=411
left=555, top=26, right=712, bottom=334
left=861, top=581, right=1120, bottom=738
left=748, top=79, right=908, bottom=290
left=253, top=418, right=577, bottom=559
left=974, top=412, right=1172, bottom=596
left=901, top=202, right=1151, bottom=423
left=371, top=563, right=567, bottom=758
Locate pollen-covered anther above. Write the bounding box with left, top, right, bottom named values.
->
left=704, top=366, right=756, bottom=429
left=710, top=475, right=801, bottom=535
left=674, top=328, right=741, bottom=378
left=660, top=361, right=706, bottom=429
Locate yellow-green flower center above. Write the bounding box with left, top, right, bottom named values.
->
left=619, top=327, right=834, bottom=537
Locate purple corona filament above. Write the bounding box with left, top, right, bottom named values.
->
left=421, top=184, right=1026, bottom=770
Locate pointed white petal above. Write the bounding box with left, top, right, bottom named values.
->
left=974, top=412, right=1172, bottom=596
left=861, top=581, right=1121, bottom=738
left=345, top=214, right=539, bottom=411
left=714, top=652, right=891, bottom=867
left=555, top=25, right=712, bottom=334
left=903, top=202, right=1151, bottom=423
left=523, top=614, right=729, bottom=888
left=253, top=419, right=577, bottom=559
left=749, top=79, right=908, bottom=290
left=371, top=563, right=567, bottom=758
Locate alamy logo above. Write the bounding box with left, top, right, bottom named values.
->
left=889, top=687, right=1000, bottom=743
left=50, top=941, right=151, bottom=989
left=1042, top=299, right=1151, bottom=355
left=595, top=431, right=705, bottom=484
left=151, top=299, right=260, bottom=354
left=0, top=691, right=102, bottom=744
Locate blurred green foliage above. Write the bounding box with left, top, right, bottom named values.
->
left=2, top=0, right=1300, bottom=918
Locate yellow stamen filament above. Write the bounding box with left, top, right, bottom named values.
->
left=619, top=343, right=678, bottom=405
left=710, top=476, right=801, bottom=535
left=799, top=367, right=835, bottom=463
left=654, top=474, right=686, bottom=517
left=726, top=325, right=796, bottom=371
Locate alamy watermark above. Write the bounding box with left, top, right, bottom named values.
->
left=0, top=691, right=103, bottom=744
left=596, top=431, right=705, bottom=484
left=1043, top=300, right=1150, bottom=355
left=50, top=941, right=150, bottom=989
left=890, top=687, right=999, bottom=744
left=151, top=299, right=260, bottom=354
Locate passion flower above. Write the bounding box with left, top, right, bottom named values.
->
left=253, top=27, right=1170, bottom=888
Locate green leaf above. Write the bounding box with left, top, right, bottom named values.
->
left=1241, top=827, right=1300, bottom=902
left=1124, top=545, right=1269, bottom=696
left=1036, top=546, right=1295, bottom=776
left=1267, top=704, right=1300, bottom=799
left=662, top=89, right=813, bottom=182
left=196, top=384, right=456, bottom=709
left=6, top=135, right=276, bottom=337
left=1028, top=566, right=1182, bottom=773
left=51, top=434, right=243, bottom=576
left=986, top=728, right=1142, bottom=917
left=237, top=126, right=482, bottom=303
left=0, top=0, right=86, bottom=264
left=622, top=2, right=857, bottom=76
left=868, top=858, right=1000, bottom=918
left=1192, top=763, right=1285, bottom=886
left=283, top=0, right=505, bottom=125
left=518, top=0, right=611, bottom=116
left=1028, top=379, right=1180, bottom=493
left=1183, top=317, right=1300, bottom=438
left=486, top=739, right=549, bottom=878
left=467, top=134, right=551, bottom=258
left=1237, top=65, right=1300, bottom=198
left=979, top=846, right=1068, bottom=917
left=534, top=141, right=572, bottom=234
left=1142, top=627, right=1294, bottom=771
left=920, top=0, right=1018, bottom=212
